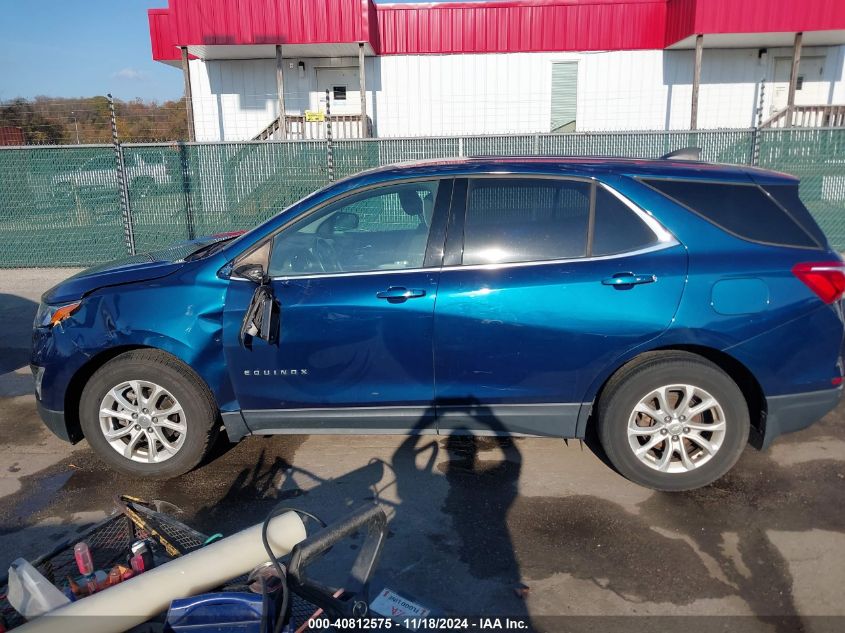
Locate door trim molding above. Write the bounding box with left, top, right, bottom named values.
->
left=238, top=402, right=589, bottom=438
left=243, top=405, right=435, bottom=434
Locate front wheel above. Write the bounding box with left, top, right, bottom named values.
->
left=597, top=352, right=749, bottom=491
left=79, top=350, right=219, bottom=478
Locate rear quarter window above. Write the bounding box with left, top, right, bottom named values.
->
left=761, top=184, right=828, bottom=247
left=592, top=187, right=660, bottom=256
left=643, top=179, right=820, bottom=249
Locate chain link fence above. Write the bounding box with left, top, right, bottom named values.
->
left=1, top=128, right=843, bottom=267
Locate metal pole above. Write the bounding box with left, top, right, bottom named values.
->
left=786, top=32, right=803, bottom=128
left=177, top=143, right=195, bottom=240
left=325, top=89, right=334, bottom=182
left=107, top=93, right=136, bottom=255
left=751, top=78, right=765, bottom=166
left=181, top=47, right=196, bottom=142
left=358, top=42, right=368, bottom=138
left=690, top=34, right=703, bottom=130
left=72, top=112, right=80, bottom=144
left=275, top=45, right=287, bottom=139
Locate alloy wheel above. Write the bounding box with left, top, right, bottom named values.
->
left=627, top=384, right=726, bottom=473
left=99, top=379, right=187, bottom=463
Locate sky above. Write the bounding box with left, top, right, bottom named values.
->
left=0, top=0, right=469, bottom=104
left=0, top=1, right=180, bottom=102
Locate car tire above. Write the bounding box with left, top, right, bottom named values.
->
left=79, top=349, right=219, bottom=479
left=597, top=351, right=749, bottom=491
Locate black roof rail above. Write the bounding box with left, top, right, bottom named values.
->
left=661, top=147, right=701, bottom=161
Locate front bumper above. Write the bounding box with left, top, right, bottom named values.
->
left=36, top=400, right=74, bottom=443
left=760, top=386, right=843, bottom=449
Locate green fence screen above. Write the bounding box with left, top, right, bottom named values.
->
left=0, top=128, right=843, bottom=267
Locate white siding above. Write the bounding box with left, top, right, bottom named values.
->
left=189, top=57, right=377, bottom=141
left=186, top=45, right=845, bottom=140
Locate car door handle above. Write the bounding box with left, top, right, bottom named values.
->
left=376, top=287, right=427, bottom=300
left=601, top=273, right=657, bottom=286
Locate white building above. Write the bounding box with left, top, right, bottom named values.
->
left=147, top=0, right=845, bottom=141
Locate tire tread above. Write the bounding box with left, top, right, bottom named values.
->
left=79, top=349, right=219, bottom=478
left=597, top=351, right=749, bottom=491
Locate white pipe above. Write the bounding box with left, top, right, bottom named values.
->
left=16, top=511, right=307, bottom=633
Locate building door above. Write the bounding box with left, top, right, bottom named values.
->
left=314, top=67, right=361, bottom=115
left=771, top=56, right=827, bottom=115
left=550, top=62, right=578, bottom=132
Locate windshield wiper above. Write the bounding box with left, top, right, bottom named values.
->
left=184, top=236, right=236, bottom=261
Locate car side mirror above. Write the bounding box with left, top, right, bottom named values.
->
left=233, top=263, right=266, bottom=284
left=333, top=211, right=359, bottom=232
left=239, top=284, right=279, bottom=348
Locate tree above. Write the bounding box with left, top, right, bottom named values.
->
left=0, top=96, right=189, bottom=144
left=0, top=98, right=67, bottom=144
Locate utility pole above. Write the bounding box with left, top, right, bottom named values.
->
left=180, top=47, right=196, bottom=142
left=71, top=111, right=80, bottom=144
left=786, top=32, right=803, bottom=127
left=690, top=34, right=703, bottom=130
left=276, top=45, right=287, bottom=139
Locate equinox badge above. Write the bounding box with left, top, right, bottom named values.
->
left=244, top=369, right=309, bottom=376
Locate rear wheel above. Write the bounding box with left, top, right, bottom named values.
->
left=597, top=351, right=749, bottom=491
left=80, top=350, right=219, bottom=478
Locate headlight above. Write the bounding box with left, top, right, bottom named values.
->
left=34, top=301, right=82, bottom=328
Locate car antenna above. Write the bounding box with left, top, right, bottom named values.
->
left=660, top=147, right=702, bottom=161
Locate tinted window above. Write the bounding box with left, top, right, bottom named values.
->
left=644, top=179, right=817, bottom=248
left=592, top=187, right=659, bottom=256
left=762, top=184, right=826, bottom=247
left=268, top=181, right=438, bottom=276
left=463, top=178, right=590, bottom=265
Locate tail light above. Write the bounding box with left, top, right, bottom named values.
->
left=792, top=261, right=845, bottom=304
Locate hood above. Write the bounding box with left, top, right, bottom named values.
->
left=42, top=235, right=228, bottom=304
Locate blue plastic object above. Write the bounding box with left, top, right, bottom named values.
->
left=165, top=592, right=269, bottom=633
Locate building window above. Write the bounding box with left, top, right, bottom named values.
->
left=333, top=86, right=347, bottom=101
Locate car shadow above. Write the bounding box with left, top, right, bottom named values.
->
left=0, top=293, right=38, bottom=375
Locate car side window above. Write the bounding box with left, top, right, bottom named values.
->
left=268, top=180, right=439, bottom=277
left=592, top=186, right=659, bottom=256
left=462, top=178, right=591, bottom=265
left=644, top=179, right=818, bottom=248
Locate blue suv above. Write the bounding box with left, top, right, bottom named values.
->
left=32, top=157, right=845, bottom=490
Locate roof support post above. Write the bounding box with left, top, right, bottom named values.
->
left=787, top=32, right=803, bottom=128
left=276, top=45, right=288, bottom=139
left=358, top=42, right=368, bottom=138
left=180, top=47, right=195, bottom=142
left=690, top=34, right=703, bottom=130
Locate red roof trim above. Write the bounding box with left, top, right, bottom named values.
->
left=376, top=0, right=667, bottom=54
left=378, top=0, right=661, bottom=9
left=148, top=0, right=845, bottom=62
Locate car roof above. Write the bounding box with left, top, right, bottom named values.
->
left=354, top=156, right=798, bottom=184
